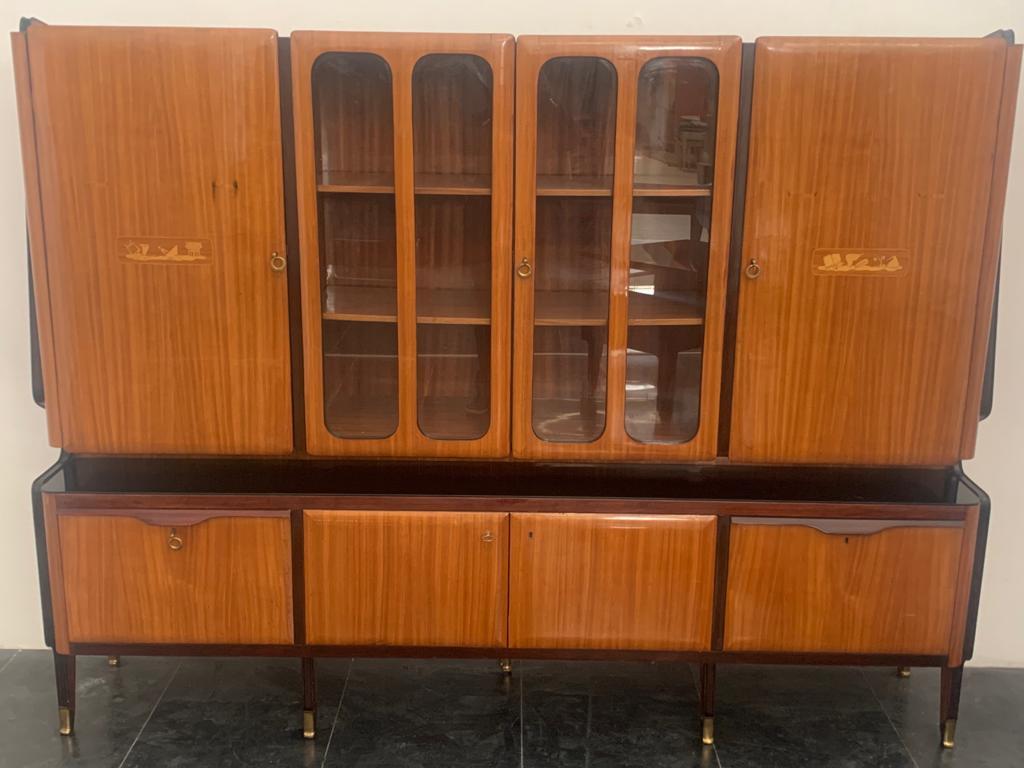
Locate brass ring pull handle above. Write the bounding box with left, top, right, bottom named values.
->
left=270, top=252, right=287, bottom=272
left=745, top=258, right=762, bottom=279
left=481, top=530, right=495, bottom=543
left=167, top=528, right=183, bottom=551
left=516, top=258, right=533, bottom=279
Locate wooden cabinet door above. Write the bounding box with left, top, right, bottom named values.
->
left=15, top=26, right=292, bottom=454
left=512, top=37, right=741, bottom=461
left=56, top=511, right=293, bottom=645
left=724, top=518, right=967, bottom=655
left=509, top=513, right=716, bottom=650
left=304, top=510, right=508, bottom=647
left=730, top=37, right=1018, bottom=465
left=290, top=33, right=513, bottom=458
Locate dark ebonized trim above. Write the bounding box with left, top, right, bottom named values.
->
left=66, top=642, right=948, bottom=667
left=954, top=465, right=990, bottom=663
left=717, top=41, right=755, bottom=456
left=277, top=36, right=307, bottom=453
left=32, top=453, right=68, bottom=649
left=711, top=516, right=731, bottom=650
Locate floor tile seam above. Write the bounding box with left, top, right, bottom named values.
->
left=859, top=667, right=921, bottom=768
left=115, top=658, right=182, bottom=768
left=0, top=650, right=19, bottom=677
left=319, top=659, right=353, bottom=768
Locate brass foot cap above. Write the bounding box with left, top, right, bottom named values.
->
left=701, top=716, right=714, bottom=746
left=302, top=710, right=315, bottom=740
left=58, top=706, right=73, bottom=736
left=942, top=719, right=956, bottom=749
left=107, top=656, right=121, bottom=667
left=897, top=666, right=911, bottom=678
left=499, top=659, right=512, bottom=675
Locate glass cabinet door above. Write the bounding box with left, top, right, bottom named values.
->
left=313, top=53, right=400, bottom=439
left=531, top=57, right=617, bottom=443
left=514, top=37, right=740, bottom=460
left=625, top=58, right=717, bottom=444
left=294, top=33, right=513, bottom=457
left=412, top=54, right=494, bottom=440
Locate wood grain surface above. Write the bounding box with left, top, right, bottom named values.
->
left=730, top=36, right=1011, bottom=465
left=58, top=513, right=294, bottom=645
left=19, top=26, right=293, bottom=454
left=304, top=509, right=508, bottom=647
left=724, top=519, right=964, bottom=654
left=509, top=512, right=716, bottom=650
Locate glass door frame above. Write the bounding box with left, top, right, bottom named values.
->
left=512, top=36, right=742, bottom=461
left=291, top=32, right=514, bottom=457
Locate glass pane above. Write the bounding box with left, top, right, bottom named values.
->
left=625, top=195, right=712, bottom=444
left=413, top=54, right=493, bottom=440
left=314, top=53, right=398, bottom=439
left=633, top=58, right=717, bottom=191
left=532, top=56, right=616, bottom=443
left=536, top=57, right=618, bottom=194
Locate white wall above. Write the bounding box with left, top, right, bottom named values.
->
left=1, top=0, right=1022, bottom=665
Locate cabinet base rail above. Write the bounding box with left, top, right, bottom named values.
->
left=50, top=649, right=963, bottom=749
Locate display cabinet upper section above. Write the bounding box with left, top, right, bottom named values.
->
left=12, top=24, right=1020, bottom=466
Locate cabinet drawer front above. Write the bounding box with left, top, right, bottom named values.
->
left=510, top=513, right=716, bottom=650
left=58, top=512, right=293, bottom=645
left=724, top=519, right=964, bottom=654
left=304, top=511, right=508, bottom=647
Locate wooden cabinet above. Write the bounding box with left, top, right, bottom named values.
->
left=54, top=511, right=293, bottom=646
left=13, top=26, right=293, bottom=454
left=509, top=513, right=716, bottom=650
left=724, top=517, right=969, bottom=655
left=512, top=37, right=741, bottom=461
left=303, top=510, right=508, bottom=646
left=729, top=37, right=1019, bottom=465
left=290, top=33, right=514, bottom=457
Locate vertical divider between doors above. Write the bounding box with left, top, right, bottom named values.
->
left=711, top=516, right=732, bottom=651
left=277, top=37, right=307, bottom=454
left=717, top=42, right=756, bottom=457
left=291, top=509, right=306, bottom=645
left=603, top=53, right=639, bottom=447
left=393, top=53, right=419, bottom=448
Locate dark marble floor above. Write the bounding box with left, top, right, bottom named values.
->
left=0, top=651, right=1021, bottom=767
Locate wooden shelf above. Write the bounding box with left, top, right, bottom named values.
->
left=633, top=186, right=711, bottom=198
left=534, top=290, right=704, bottom=327
left=323, top=285, right=490, bottom=325
left=536, top=175, right=613, bottom=197
left=318, top=171, right=491, bottom=196
left=534, top=174, right=710, bottom=198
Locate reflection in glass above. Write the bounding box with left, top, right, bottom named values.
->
left=634, top=58, right=718, bottom=190
left=625, top=195, right=712, bottom=444
left=531, top=57, right=617, bottom=443
left=536, top=57, right=618, bottom=194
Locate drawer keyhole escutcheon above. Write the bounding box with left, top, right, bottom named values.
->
left=168, top=528, right=184, bottom=551
left=481, top=530, right=495, bottom=543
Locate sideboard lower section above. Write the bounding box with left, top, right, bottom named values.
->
left=36, top=463, right=985, bottom=671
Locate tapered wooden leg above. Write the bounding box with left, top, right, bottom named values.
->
left=699, top=662, right=715, bottom=746
left=940, top=665, right=963, bottom=749
left=301, top=657, right=316, bottom=740
left=53, top=652, right=75, bottom=736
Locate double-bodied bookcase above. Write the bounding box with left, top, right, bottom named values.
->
left=291, top=33, right=514, bottom=457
